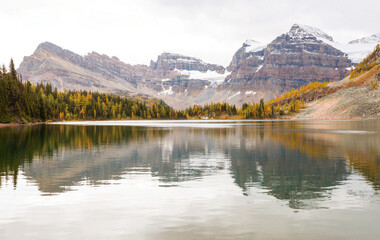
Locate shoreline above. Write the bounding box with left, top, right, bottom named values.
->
left=1, top=117, right=380, bottom=128
left=0, top=122, right=46, bottom=128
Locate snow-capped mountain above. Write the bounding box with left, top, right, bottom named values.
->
left=283, top=25, right=380, bottom=64
left=17, top=24, right=380, bottom=109
left=222, top=24, right=352, bottom=102
left=221, top=24, right=380, bottom=102
left=287, top=24, right=334, bottom=42
left=284, top=25, right=380, bottom=64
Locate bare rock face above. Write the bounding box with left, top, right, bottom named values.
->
left=150, top=52, right=225, bottom=72
left=18, top=42, right=155, bottom=93
left=220, top=24, right=352, bottom=101
left=146, top=52, right=229, bottom=108
left=228, top=40, right=265, bottom=67
left=260, top=24, right=351, bottom=82
left=226, top=40, right=265, bottom=79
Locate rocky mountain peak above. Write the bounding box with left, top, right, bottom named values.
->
left=150, top=52, right=225, bottom=72
left=226, top=39, right=265, bottom=72
left=162, top=52, right=205, bottom=66
left=86, top=51, right=119, bottom=62
left=34, top=41, right=64, bottom=55
left=287, top=24, right=334, bottom=42
left=223, top=23, right=351, bottom=103
left=31, top=41, right=84, bottom=66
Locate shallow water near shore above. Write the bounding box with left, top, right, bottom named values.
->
left=1, top=120, right=380, bottom=239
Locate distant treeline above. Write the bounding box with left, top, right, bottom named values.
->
left=0, top=59, right=181, bottom=123
left=0, top=59, right=304, bottom=123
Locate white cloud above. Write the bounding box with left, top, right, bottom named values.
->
left=0, top=0, right=379, bottom=68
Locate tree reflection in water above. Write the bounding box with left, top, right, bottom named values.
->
left=0, top=120, right=379, bottom=209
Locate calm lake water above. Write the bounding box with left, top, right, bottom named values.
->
left=1, top=120, right=380, bottom=240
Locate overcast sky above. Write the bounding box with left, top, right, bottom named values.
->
left=1, top=0, right=379, bottom=68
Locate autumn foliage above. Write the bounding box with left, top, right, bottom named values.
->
left=350, top=44, right=380, bottom=79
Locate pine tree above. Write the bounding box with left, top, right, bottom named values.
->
left=9, top=59, right=17, bottom=80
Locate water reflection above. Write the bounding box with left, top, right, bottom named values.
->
left=0, top=120, right=379, bottom=209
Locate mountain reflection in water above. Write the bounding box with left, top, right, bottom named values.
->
left=0, top=120, right=379, bottom=209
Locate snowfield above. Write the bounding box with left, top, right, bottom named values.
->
left=227, top=91, right=241, bottom=100
left=320, top=38, right=380, bottom=64
left=244, top=39, right=267, bottom=53
left=245, top=91, right=257, bottom=95
left=176, top=69, right=231, bottom=86
left=158, top=85, right=174, bottom=95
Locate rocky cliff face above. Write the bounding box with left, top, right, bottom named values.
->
left=221, top=24, right=352, bottom=102
left=18, top=42, right=156, bottom=93
left=226, top=40, right=265, bottom=76
left=145, top=52, right=230, bottom=108
left=150, top=52, right=225, bottom=72
left=259, top=24, right=351, bottom=82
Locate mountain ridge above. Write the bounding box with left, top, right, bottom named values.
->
left=17, top=24, right=380, bottom=109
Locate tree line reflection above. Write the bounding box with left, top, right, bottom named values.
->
left=0, top=121, right=379, bottom=208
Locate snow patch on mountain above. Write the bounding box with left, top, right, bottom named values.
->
left=349, top=34, right=380, bottom=44
left=227, top=91, right=241, bottom=100
left=158, top=85, right=174, bottom=95
left=318, top=37, right=380, bottom=64
left=244, top=40, right=267, bottom=53
left=176, top=69, right=231, bottom=86
left=245, top=91, right=256, bottom=95
left=162, top=52, right=205, bottom=64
